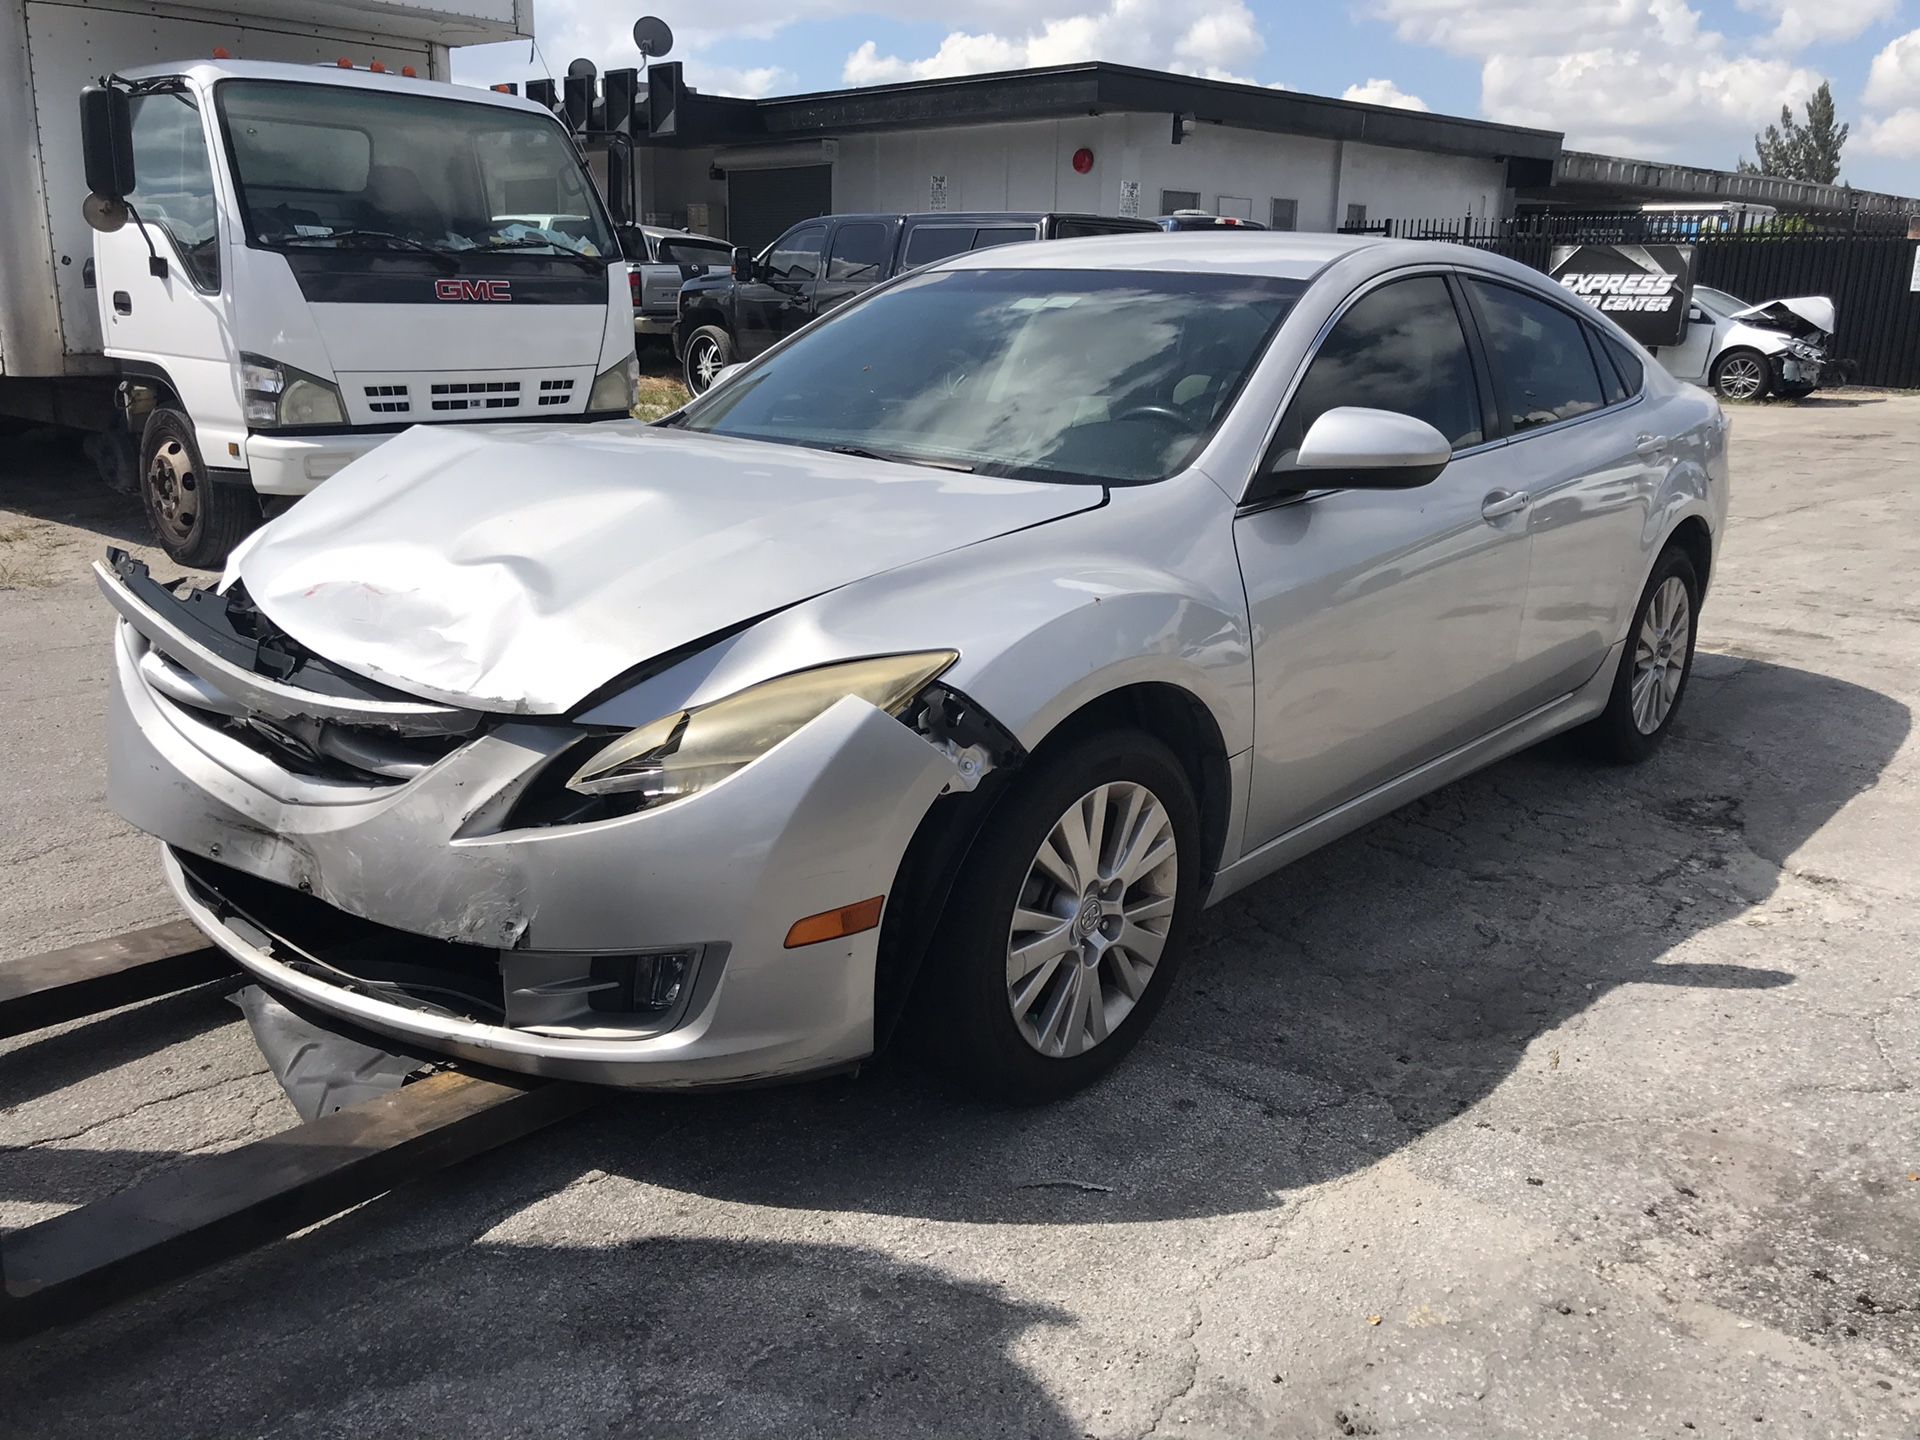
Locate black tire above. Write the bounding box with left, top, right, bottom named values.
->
left=140, top=409, right=255, bottom=568
left=1710, top=347, right=1772, bottom=403
left=1582, top=546, right=1701, bottom=764
left=1776, top=382, right=1815, bottom=400
left=918, top=729, right=1203, bottom=1103
left=682, top=325, right=734, bottom=396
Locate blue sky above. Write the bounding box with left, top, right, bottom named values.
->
left=452, top=1, right=1920, bottom=193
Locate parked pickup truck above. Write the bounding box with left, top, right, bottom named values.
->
left=672, top=210, right=1157, bottom=393
left=616, top=224, right=732, bottom=342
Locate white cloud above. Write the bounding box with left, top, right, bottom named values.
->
left=1341, top=77, right=1430, bottom=110
left=1857, top=106, right=1920, bottom=155
left=1865, top=28, right=1920, bottom=109
left=687, top=63, right=794, bottom=97
left=840, top=0, right=1271, bottom=87
left=1743, top=0, right=1898, bottom=53
left=1367, top=0, right=1828, bottom=163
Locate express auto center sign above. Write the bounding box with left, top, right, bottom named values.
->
left=1549, top=243, right=1695, bottom=348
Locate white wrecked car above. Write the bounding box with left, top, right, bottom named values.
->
left=1657, top=285, right=1836, bottom=401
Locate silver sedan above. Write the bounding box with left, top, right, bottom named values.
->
left=100, top=233, right=1728, bottom=1102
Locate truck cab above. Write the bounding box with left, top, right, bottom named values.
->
left=673, top=210, right=1157, bottom=394
left=80, top=61, right=636, bottom=564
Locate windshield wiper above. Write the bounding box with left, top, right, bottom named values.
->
left=485, top=238, right=604, bottom=270
left=279, top=231, right=457, bottom=271
left=828, top=444, right=974, bottom=473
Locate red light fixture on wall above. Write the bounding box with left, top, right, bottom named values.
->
left=1072, top=147, right=1095, bottom=174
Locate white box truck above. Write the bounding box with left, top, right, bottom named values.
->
left=0, top=0, right=638, bottom=565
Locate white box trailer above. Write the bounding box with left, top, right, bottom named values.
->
left=0, top=0, right=639, bottom=565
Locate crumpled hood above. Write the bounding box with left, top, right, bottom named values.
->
left=1733, top=295, right=1835, bottom=340
left=229, top=422, right=1101, bottom=714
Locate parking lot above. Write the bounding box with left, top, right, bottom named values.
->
left=2, top=393, right=1917, bottom=1437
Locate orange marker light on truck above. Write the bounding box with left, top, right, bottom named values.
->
left=370, top=60, right=386, bottom=73
left=784, top=896, right=885, bottom=949
left=401, top=65, right=417, bottom=78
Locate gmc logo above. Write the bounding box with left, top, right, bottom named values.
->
left=434, top=279, right=512, bottom=302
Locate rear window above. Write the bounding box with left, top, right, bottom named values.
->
left=656, top=236, right=730, bottom=267
left=972, top=225, right=1038, bottom=251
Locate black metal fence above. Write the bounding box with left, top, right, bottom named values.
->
left=1347, top=211, right=1920, bottom=389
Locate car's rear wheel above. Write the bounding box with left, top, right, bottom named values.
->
left=1582, top=545, right=1700, bottom=764
left=1711, top=348, right=1771, bottom=402
left=682, top=325, right=734, bottom=396
left=920, top=729, right=1201, bottom=1103
left=140, top=409, right=255, bottom=568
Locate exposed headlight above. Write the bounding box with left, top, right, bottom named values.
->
left=566, top=651, right=959, bottom=807
left=587, top=354, right=640, bottom=414
left=240, top=353, right=346, bottom=428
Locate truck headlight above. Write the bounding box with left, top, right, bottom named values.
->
left=587, top=354, right=640, bottom=414
left=567, top=651, right=959, bottom=807
left=240, top=354, right=346, bottom=428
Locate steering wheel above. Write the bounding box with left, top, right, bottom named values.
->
left=1114, top=404, right=1191, bottom=431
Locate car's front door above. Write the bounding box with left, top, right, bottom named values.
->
left=738, top=223, right=825, bottom=358
left=1235, top=272, right=1535, bottom=846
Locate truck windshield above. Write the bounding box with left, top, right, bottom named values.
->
left=216, top=81, right=613, bottom=259
left=680, top=268, right=1303, bottom=485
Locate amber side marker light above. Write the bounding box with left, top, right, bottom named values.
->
left=784, top=896, right=885, bottom=949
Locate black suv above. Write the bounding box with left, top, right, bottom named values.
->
left=672, top=210, right=1157, bottom=393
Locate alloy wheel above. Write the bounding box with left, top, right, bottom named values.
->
left=1005, top=781, right=1178, bottom=1058
left=147, top=439, right=198, bottom=545
left=690, top=337, right=721, bottom=392
left=1631, top=575, right=1691, bottom=734
left=1717, top=354, right=1765, bottom=401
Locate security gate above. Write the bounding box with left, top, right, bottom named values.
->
left=727, top=165, right=833, bottom=253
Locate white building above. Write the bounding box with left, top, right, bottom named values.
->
left=622, top=62, right=1562, bottom=250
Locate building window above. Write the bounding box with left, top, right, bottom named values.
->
left=1217, top=195, right=1252, bottom=220
left=1344, top=202, right=1369, bottom=231
left=1160, top=189, right=1200, bottom=214
left=1270, top=197, right=1298, bottom=231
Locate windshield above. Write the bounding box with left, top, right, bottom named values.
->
left=680, top=268, right=1302, bottom=484
left=1692, top=285, right=1748, bottom=318
left=216, top=81, right=613, bottom=259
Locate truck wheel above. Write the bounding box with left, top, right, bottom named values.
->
left=140, top=410, right=255, bottom=569
left=682, top=325, right=734, bottom=396
left=83, top=428, right=139, bottom=493
left=1710, top=348, right=1771, bottom=403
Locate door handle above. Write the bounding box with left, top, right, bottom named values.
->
left=112, top=291, right=131, bottom=315
left=1481, top=489, right=1531, bottom=521
left=1635, top=434, right=1669, bottom=456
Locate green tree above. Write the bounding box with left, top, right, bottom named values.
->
left=1738, top=81, right=1849, bottom=184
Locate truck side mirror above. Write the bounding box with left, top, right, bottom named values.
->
left=79, top=86, right=136, bottom=204
left=731, top=246, right=756, bottom=283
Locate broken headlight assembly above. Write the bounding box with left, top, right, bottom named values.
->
left=566, top=651, right=959, bottom=810
left=240, top=353, right=347, bottom=428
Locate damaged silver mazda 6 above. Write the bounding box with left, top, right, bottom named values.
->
left=101, top=234, right=1728, bottom=1101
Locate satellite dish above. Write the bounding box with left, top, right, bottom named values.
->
left=632, top=16, right=674, bottom=59
left=567, top=56, right=597, bottom=81
left=82, top=192, right=128, bottom=234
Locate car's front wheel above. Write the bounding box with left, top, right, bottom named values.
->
left=921, top=729, right=1202, bottom=1103
left=682, top=325, right=734, bottom=396
left=1582, top=545, right=1701, bottom=763
left=1711, top=348, right=1771, bottom=402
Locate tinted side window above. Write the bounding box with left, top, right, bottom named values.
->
left=1468, top=280, right=1607, bottom=432
left=1591, top=330, right=1629, bottom=406
left=826, top=222, right=889, bottom=280
left=1601, top=332, right=1645, bottom=395
left=656, top=237, right=730, bottom=268
left=902, top=225, right=975, bottom=268
left=766, top=225, right=825, bottom=281
left=128, top=91, right=220, bottom=291
left=1272, top=275, right=1483, bottom=463
left=971, top=225, right=1037, bottom=251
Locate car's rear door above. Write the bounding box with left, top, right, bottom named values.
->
left=1234, top=271, right=1535, bottom=845
left=812, top=219, right=892, bottom=318
left=1459, top=275, right=1668, bottom=710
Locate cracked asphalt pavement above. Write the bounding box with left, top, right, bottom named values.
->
left=3, top=395, right=1917, bottom=1437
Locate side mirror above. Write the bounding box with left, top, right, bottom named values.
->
left=79, top=85, right=135, bottom=201
left=1293, top=407, right=1451, bottom=490
left=730, top=246, right=756, bottom=283
left=712, top=363, right=743, bottom=387
left=1687, top=304, right=1707, bottom=324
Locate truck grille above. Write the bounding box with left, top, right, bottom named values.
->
left=430, top=380, right=521, bottom=412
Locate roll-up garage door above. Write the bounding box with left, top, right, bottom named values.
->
left=728, top=165, right=834, bottom=253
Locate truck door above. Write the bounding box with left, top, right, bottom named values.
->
left=94, top=89, right=238, bottom=459
left=739, top=223, right=824, bottom=357
left=813, top=220, right=890, bottom=318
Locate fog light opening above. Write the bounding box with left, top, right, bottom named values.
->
left=784, top=896, right=885, bottom=949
